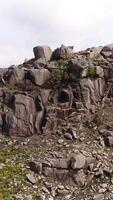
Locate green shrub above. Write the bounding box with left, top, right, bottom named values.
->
left=87, top=66, right=96, bottom=78
left=52, top=67, right=69, bottom=80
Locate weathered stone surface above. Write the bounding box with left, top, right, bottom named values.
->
left=48, top=159, right=69, bottom=169
left=99, top=129, right=113, bottom=137
left=33, top=46, right=52, bottom=61
left=26, top=173, right=36, bottom=184
left=42, top=106, right=57, bottom=134
left=68, top=58, right=88, bottom=78
left=88, top=46, right=103, bottom=59
left=104, top=136, right=113, bottom=147
left=40, top=89, right=51, bottom=105
left=4, top=67, right=25, bottom=86
left=2, top=92, right=44, bottom=137
left=56, top=186, right=69, bottom=197
left=101, top=43, right=113, bottom=58
left=75, top=78, right=105, bottom=109
left=95, top=66, right=104, bottom=77
left=70, top=153, right=86, bottom=170
left=73, top=169, right=86, bottom=186
left=93, top=194, right=104, bottom=200
left=25, top=69, right=51, bottom=86
left=52, top=45, right=74, bottom=60
left=33, top=58, right=47, bottom=69
left=64, top=132, right=73, bottom=140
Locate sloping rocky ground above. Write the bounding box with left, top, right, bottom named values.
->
left=1, top=44, right=113, bottom=199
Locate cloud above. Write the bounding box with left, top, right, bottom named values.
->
left=0, top=0, right=113, bottom=67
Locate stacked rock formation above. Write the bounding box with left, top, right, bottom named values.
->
left=0, top=44, right=113, bottom=137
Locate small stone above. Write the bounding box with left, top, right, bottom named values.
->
left=65, top=194, right=72, bottom=200
left=48, top=197, right=54, bottom=200
left=71, top=130, right=78, bottom=139
left=93, top=194, right=104, bottom=200
left=42, top=186, right=50, bottom=194
left=58, top=185, right=64, bottom=190
left=70, top=153, right=86, bottom=169
left=111, top=178, right=113, bottom=184
left=94, top=169, right=103, bottom=178
left=57, top=139, right=64, bottom=144
left=79, top=137, right=85, bottom=142
left=99, top=137, right=105, bottom=147
left=74, top=169, right=86, bottom=186
left=86, top=173, right=94, bottom=185
left=25, top=195, right=33, bottom=200
left=14, top=194, right=23, bottom=200
left=92, top=150, right=97, bottom=156
left=33, top=185, right=38, bottom=189
left=26, top=173, right=36, bottom=184
left=99, top=188, right=106, bottom=193
left=104, top=136, right=113, bottom=147
left=103, top=166, right=112, bottom=176
left=64, top=132, right=73, bottom=140
left=0, top=163, right=5, bottom=169
left=101, top=183, right=108, bottom=188
left=56, top=186, right=69, bottom=196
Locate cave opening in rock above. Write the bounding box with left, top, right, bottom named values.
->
left=58, top=91, right=69, bottom=103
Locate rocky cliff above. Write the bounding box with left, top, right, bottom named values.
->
left=0, top=44, right=113, bottom=137
left=1, top=44, right=113, bottom=199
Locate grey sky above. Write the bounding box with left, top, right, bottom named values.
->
left=0, top=0, right=113, bottom=67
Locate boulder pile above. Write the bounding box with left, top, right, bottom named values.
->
left=0, top=44, right=113, bottom=137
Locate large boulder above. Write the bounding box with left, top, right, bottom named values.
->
left=25, top=69, right=51, bottom=86
left=51, top=45, right=74, bottom=60
left=74, top=78, right=105, bottom=110
left=68, top=59, right=104, bottom=79
left=4, top=67, right=25, bottom=86
left=33, top=46, right=52, bottom=61
left=70, top=153, right=86, bottom=170
left=88, top=46, right=103, bottom=59
left=101, top=44, right=113, bottom=58
left=2, top=91, right=44, bottom=137
left=33, top=58, right=47, bottom=69
left=68, top=58, right=88, bottom=78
